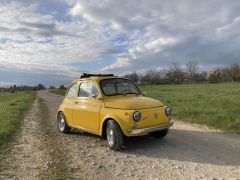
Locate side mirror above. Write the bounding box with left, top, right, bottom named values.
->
left=92, top=94, right=97, bottom=98
left=142, top=92, right=147, bottom=96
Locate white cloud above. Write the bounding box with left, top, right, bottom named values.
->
left=69, top=0, right=240, bottom=73
left=101, top=37, right=178, bottom=72
left=102, top=54, right=131, bottom=72
left=216, top=17, right=240, bottom=38
left=1, top=0, right=240, bottom=85
left=0, top=0, right=116, bottom=77
left=144, top=38, right=178, bottom=52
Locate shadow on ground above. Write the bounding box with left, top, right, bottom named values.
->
left=64, top=128, right=240, bottom=166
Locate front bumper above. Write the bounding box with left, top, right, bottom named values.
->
left=128, top=120, right=174, bottom=135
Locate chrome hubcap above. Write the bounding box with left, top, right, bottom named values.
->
left=58, top=116, right=65, bottom=131
left=107, top=125, right=114, bottom=147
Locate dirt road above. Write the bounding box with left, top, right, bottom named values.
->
left=0, top=90, right=239, bottom=179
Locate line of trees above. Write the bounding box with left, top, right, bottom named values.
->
left=1, top=62, right=239, bottom=93
left=0, top=84, right=47, bottom=93
left=0, top=84, right=68, bottom=93
left=125, top=62, right=240, bottom=84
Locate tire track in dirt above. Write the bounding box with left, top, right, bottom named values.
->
left=37, top=97, right=71, bottom=179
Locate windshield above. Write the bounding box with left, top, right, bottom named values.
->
left=100, top=78, right=141, bottom=96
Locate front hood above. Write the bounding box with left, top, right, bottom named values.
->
left=104, top=96, right=163, bottom=110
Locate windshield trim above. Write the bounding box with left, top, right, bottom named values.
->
left=99, top=78, right=141, bottom=97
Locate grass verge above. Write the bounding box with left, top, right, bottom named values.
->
left=0, top=91, right=36, bottom=151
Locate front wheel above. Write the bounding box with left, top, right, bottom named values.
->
left=57, top=112, right=71, bottom=133
left=106, top=120, right=123, bottom=151
left=151, top=129, right=169, bottom=138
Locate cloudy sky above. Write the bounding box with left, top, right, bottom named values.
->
left=0, top=0, right=240, bottom=86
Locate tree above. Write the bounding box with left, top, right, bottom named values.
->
left=49, top=86, right=56, bottom=89
left=166, top=62, right=185, bottom=84
left=10, top=85, right=17, bottom=93
left=36, top=84, right=46, bottom=90
left=206, top=67, right=224, bottom=83
left=229, top=63, right=240, bottom=82
left=141, top=70, right=153, bottom=84
left=186, top=61, right=198, bottom=83
left=59, top=85, right=66, bottom=89
left=194, top=72, right=207, bottom=83
left=140, top=70, right=164, bottom=84
left=124, top=72, right=139, bottom=83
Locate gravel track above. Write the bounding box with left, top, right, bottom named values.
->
left=0, top=90, right=239, bottom=179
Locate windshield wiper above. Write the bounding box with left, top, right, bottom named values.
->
left=107, top=92, right=140, bottom=96
left=122, top=92, right=140, bottom=95
left=107, top=92, right=123, bottom=96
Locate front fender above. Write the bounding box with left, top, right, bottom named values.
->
left=100, top=109, right=131, bottom=136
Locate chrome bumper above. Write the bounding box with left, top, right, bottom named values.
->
left=128, top=120, right=174, bottom=135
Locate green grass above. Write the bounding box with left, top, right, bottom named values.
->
left=0, top=91, right=36, bottom=150
left=140, top=83, right=240, bottom=132
left=49, top=89, right=66, bottom=96
left=49, top=83, right=240, bottom=131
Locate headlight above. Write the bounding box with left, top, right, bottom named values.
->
left=133, top=111, right=141, bottom=121
left=165, top=107, right=172, bottom=116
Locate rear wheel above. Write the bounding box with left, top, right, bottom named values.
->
left=151, top=129, right=168, bottom=138
left=106, top=120, right=123, bottom=151
left=57, top=112, right=71, bottom=133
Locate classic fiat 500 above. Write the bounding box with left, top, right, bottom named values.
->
left=57, top=73, right=173, bottom=150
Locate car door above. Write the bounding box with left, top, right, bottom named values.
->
left=64, top=82, right=79, bottom=126
left=72, top=81, right=102, bottom=132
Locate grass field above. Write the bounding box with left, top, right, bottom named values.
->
left=49, top=83, right=240, bottom=131
left=140, top=83, right=240, bottom=132
left=0, top=91, right=36, bottom=150
left=49, top=89, right=66, bottom=96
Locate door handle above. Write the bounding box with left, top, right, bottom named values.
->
left=74, top=100, right=80, bottom=104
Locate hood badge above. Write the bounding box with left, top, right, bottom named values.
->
left=154, top=113, right=158, bottom=119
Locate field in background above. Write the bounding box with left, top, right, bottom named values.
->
left=0, top=91, right=36, bottom=150
left=49, top=89, right=66, bottom=96
left=140, top=83, right=240, bottom=132
left=49, top=83, right=240, bottom=131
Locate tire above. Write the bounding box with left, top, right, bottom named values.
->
left=151, top=129, right=169, bottom=139
left=106, top=120, right=123, bottom=151
left=57, top=112, right=71, bottom=133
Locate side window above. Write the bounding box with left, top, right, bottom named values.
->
left=79, top=82, right=99, bottom=98
left=67, top=83, right=78, bottom=97
left=92, top=83, right=99, bottom=97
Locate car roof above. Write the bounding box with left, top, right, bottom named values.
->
left=71, top=76, right=128, bottom=83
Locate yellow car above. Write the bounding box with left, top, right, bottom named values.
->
left=57, top=73, right=173, bottom=150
